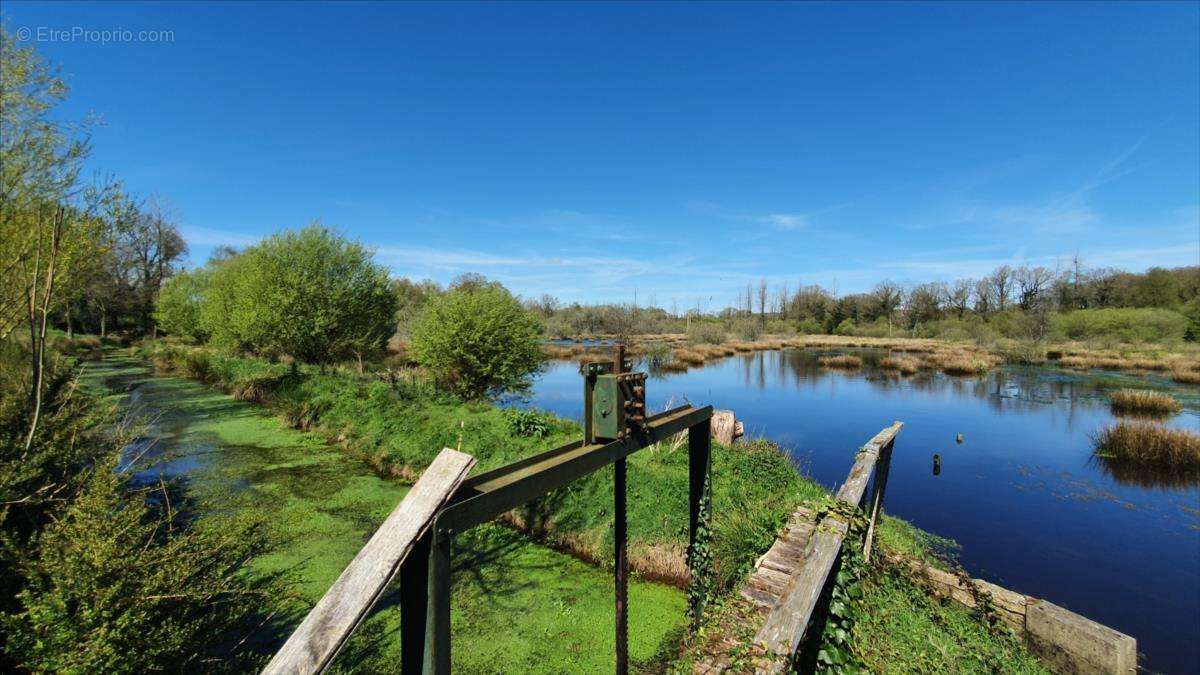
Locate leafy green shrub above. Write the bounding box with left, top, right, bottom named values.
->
left=1049, top=308, right=1189, bottom=343
left=642, top=341, right=673, bottom=367
left=201, top=225, right=398, bottom=365
left=410, top=284, right=543, bottom=398
left=734, top=319, right=762, bottom=341
left=154, top=268, right=210, bottom=342
left=0, top=343, right=281, bottom=672
left=686, top=322, right=725, bottom=345
left=795, top=318, right=824, bottom=335
left=182, top=349, right=214, bottom=382
left=834, top=318, right=856, bottom=335
left=2, top=463, right=281, bottom=673
left=505, top=408, right=551, bottom=438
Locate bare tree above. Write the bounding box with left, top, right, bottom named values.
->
left=1015, top=266, right=1057, bottom=311
left=986, top=265, right=1014, bottom=311
left=973, top=277, right=992, bottom=314
left=870, top=280, right=905, bottom=325
left=905, top=282, right=944, bottom=327
left=757, top=279, right=768, bottom=327
left=946, top=278, right=973, bottom=317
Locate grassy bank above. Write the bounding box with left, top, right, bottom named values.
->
left=139, top=341, right=822, bottom=590
left=83, top=356, right=689, bottom=672
left=133, top=341, right=1048, bottom=671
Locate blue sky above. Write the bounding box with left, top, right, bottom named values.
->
left=4, top=1, right=1198, bottom=308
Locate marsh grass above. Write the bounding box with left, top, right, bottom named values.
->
left=817, top=354, right=863, bottom=369
left=1171, top=366, right=1200, bottom=385
left=1108, top=389, right=1182, bottom=416
left=1092, top=421, right=1200, bottom=466
left=880, top=356, right=920, bottom=375
left=673, top=348, right=707, bottom=365
left=936, top=355, right=992, bottom=376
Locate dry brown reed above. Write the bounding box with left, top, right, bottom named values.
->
left=817, top=354, right=863, bottom=369
left=1092, top=422, right=1200, bottom=465
left=880, top=356, right=920, bottom=375
left=1109, top=390, right=1182, bottom=416
left=674, top=348, right=707, bottom=365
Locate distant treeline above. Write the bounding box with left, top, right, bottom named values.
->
left=522, top=264, right=1200, bottom=344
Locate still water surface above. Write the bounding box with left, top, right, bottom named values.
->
left=517, top=348, right=1200, bottom=673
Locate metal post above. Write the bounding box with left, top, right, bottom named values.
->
left=612, top=344, right=628, bottom=675
left=687, top=417, right=712, bottom=625
left=863, top=439, right=894, bottom=562
left=423, top=525, right=452, bottom=675
left=400, top=531, right=431, bottom=675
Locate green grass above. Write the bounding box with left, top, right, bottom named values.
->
left=138, top=342, right=817, bottom=590
left=126, top=343, right=1046, bottom=671
left=852, top=563, right=1048, bottom=673
left=84, top=356, right=688, bottom=672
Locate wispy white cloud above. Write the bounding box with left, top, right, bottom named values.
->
left=687, top=199, right=856, bottom=234
left=762, top=213, right=807, bottom=230
left=181, top=226, right=261, bottom=248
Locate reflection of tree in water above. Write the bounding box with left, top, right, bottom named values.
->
left=1093, top=456, right=1200, bottom=489
left=697, top=350, right=1175, bottom=437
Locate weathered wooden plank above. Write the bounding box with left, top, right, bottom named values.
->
left=741, top=583, right=780, bottom=608
left=755, top=521, right=848, bottom=656
left=755, top=422, right=903, bottom=659
left=834, top=421, right=902, bottom=507
left=262, top=449, right=476, bottom=675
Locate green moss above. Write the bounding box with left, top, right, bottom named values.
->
left=136, top=343, right=813, bottom=589
left=121, top=344, right=1046, bottom=671
left=86, top=356, right=689, bottom=671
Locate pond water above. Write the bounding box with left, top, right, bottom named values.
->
left=517, top=349, right=1200, bottom=673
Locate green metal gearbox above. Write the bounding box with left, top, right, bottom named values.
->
left=586, top=366, right=647, bottom=442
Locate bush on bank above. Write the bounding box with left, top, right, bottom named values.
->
left=409, top=282, right=543, bottom=399
left=0, top=341, right=283, bottom=672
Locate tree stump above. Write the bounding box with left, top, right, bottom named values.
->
left=712, top=409, right=744, bottom=445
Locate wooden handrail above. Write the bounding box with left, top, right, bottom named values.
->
left=263, top=448, right=476, bottom=675
left=755, top=422, right=902, bottom=661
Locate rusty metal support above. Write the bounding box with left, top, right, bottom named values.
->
left=613, top=345, right=629, bottom=674
left=399, top=532, right=431, bottom=675
left=416, top=348, right=713, bottom=674
left=422, top=523, right=452, bottom=675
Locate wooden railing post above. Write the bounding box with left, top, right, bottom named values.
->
left=755, top=422, right=903, bottom=664
left=862, top=433, right=897, bottom=563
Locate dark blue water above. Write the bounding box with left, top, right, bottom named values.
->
left=517, top=349, right=1200, bottom=673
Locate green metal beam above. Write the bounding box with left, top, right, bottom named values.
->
left=437, top=404, right=712, bottom=533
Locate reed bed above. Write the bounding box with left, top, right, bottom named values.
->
left=1092, top=422, right=1200, bottom=466
left=938, top=358, right=990, bottom=376
left=1108, top=390, right=1182, bottom=416
left=1171, top=367, right=1200, bottom=385
left=817, top=354, right=863, bottom=369
left=673, top=348, right=707, bottom=365
left=880, top=356, right=920, bottom=375
left=659, top=360, right=689, bottom=373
